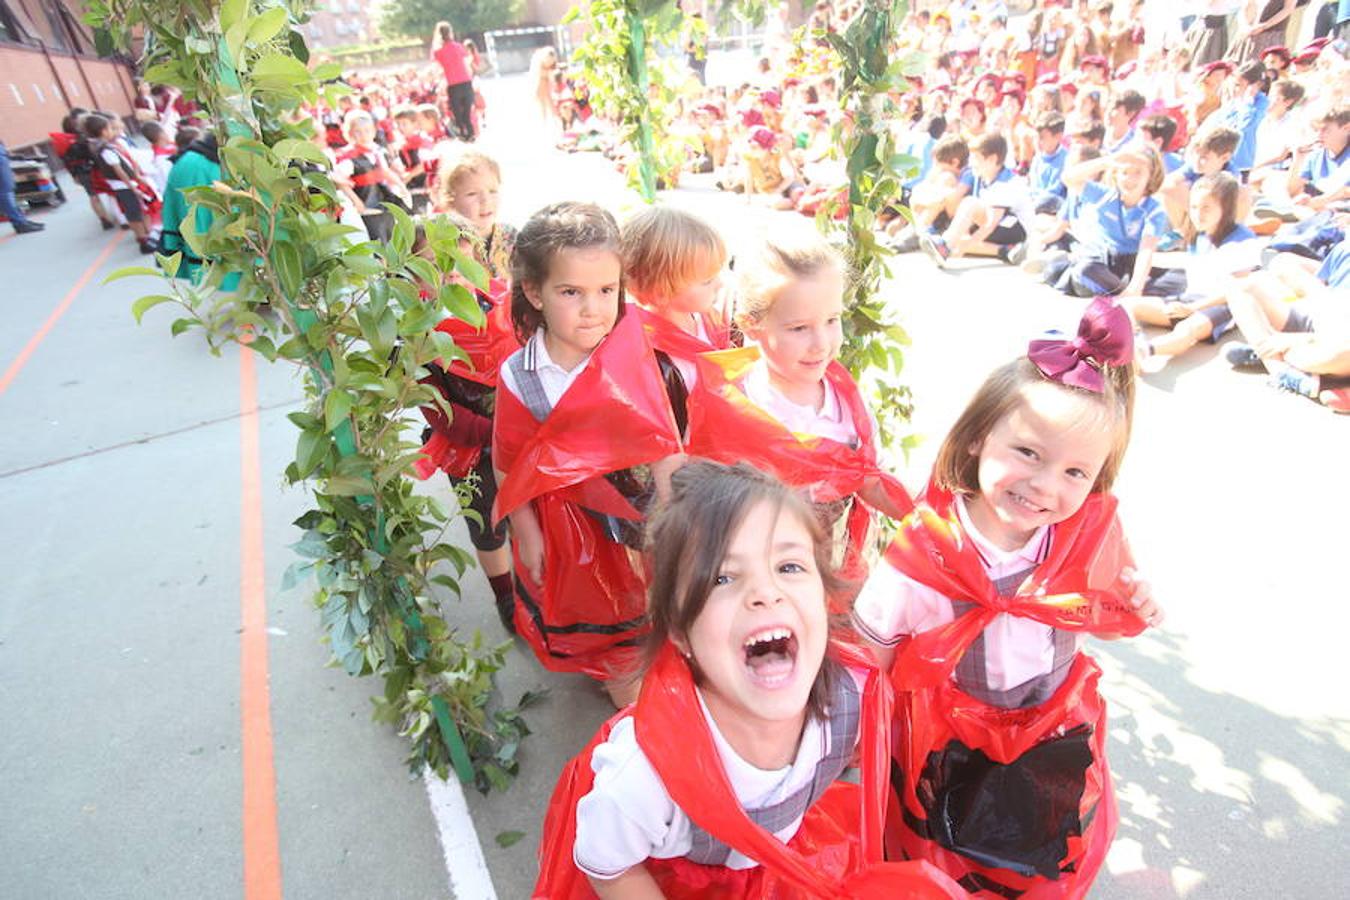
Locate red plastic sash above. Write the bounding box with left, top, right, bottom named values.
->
left=492, top=312, right=682, bottom=523
left=686, top=346, right=912, bottom=512
left=533, top=642, right=966, bottom=899
left=634, top=303, right=733, bottom=360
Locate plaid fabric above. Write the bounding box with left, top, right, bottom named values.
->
left=507, top=339, right=553, bottom=422
left=950, top=567, right=1078, bottom=710
left=684, top=661, right=862, bottom=866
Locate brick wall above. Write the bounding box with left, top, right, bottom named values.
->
left=0, top=43, right=133, bottom=148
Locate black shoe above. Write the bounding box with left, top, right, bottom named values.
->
left=139, top=239, right=157, bottom=254
left=494, top=593, right=517, bottom=635
left=13, top=220, right=45, bottom=234
left=101, top=219, right=116, bottom=231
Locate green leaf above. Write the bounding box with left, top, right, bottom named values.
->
left=397, top=303, right=439, bottom=338
left=323, top=390, right=353, bottom=432
left=288, top=29, right=310, bottom=64
left=449, top=250, right=489, bottom=293
left=311, top=62, right=342, bottom=82
left=252, top=52, right=312, bottom=91
left=220, top=0, right=248, bottom=32
left=130, top=294, right=176, bottom=324
left=295, top=428, right=328, bottom=479
left=439, top=283, right=485, bottom=329
left=103, top=266, right=164, bottom=285
left=273, top=139, right=329, bottom=165
left=170, top=318, right=196, bottom=337
left=155, top=251, right=182, bottom=278
left=326, top=474, right=371, bottom=496
left=495, top=830, right=526, bottom=849
left=273, top=241, right=302, bottom=299
left=225, top=21, right=250, bottom=66
left=247, top=7, right=289, bottom=46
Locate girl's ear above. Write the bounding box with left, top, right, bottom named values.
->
left=671, top=632, right=692, bottom=659
left=522, top=281, right=545, bottom=311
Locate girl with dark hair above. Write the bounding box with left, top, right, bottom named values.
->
left=491, top=202, right=684, bottom=707
left=430, top=20, right=477, bottom=140
left=535, top=461, right=963, bottom=899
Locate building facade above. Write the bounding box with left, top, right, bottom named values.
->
left=301, top=0, right=380, bottom=51
left=0, top=0, right=134, bottom=148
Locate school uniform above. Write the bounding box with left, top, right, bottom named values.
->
left=1180, top=224, right=1261, bottom=340
left=492, top=313, right=683, bottom=679
left=535, top=642, right=962, bottom=898
left=860, top=483, right=1148, bottom=898
left=1298, top=143, right=1350, bottom=196
left=685, top=347, right=912, bottom=586
left=1046, top=181, right=1185, bottom=297
left=970, top=166, right=1034, bottom=246
left=1162, top=150, right=1186, bottom=173
left=333, top=143, right=407, bottom=241
left=1105, top=126, right=1136, bottom=155
left=1028, top=145, right=1068, bottom=214
left=633, top=305, right=733, bottom=437
left=1214, top=90, right=1269, bottom=173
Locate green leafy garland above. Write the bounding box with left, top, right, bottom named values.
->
left=564, top=0, right=697, bottom=201
left=86, top=0, right=537, bottom=793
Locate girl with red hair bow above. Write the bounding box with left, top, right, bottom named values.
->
left=853, top=298, right=1164, bottom=898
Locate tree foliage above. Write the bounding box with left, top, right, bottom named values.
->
left=86, top=0, right=537, bottom=792
left=379, top=0, right=526, bottom=41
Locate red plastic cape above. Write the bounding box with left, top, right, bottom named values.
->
left=634, top=303, right=733, bottom=360
left=685, top=346, right=913, bottom=582
left=534, top=642, right=965, bottom=899
left=413, top=278, right=519, bottom=480
left=882, top=483, right=1145, bottom=898
left=491, top=313, right=682, bottom=677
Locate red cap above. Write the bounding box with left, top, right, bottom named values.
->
left=1114, top=60, right=1138, bottom=80
left=1260, top=45, right=1292, bottom=62
left=740, top=107, right=765, bottom=128
left=1080, top=54, right=1109, bottom=71
left=1199, top=60, right=1235, bottom=76
left=749, top=126, right=776, bottom=150
left=1036, top=72, right=1060, bottom=86
left=1293, top=50, right=1320, bottom=65
left=1305, top=37, right=1331, bottom=51
left=1005, top=72, right=1028, bottom=88
left=783, top=77, right=801, bottom=88
left=695, top=101, right=722, bottom=118
left=1000, top=87, right=1026, bottom=107
left=1059, top=81, right=1080, bottom=96
left=959, top=97, right=986, bottom=116
left=759, top=89, right=782, bottom=108
left=976, top=72, right=1002, bottom=88
left=802, top=104, right=828, bottom=118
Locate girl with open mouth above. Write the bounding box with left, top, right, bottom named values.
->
left=535, top=461, right=961, bottom=898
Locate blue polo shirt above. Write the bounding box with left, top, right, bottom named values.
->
left=1215, top=90, right=1269, bottom=172
left=1029, top=145, right=1068, bottom=198
left=1106, top=127, right=1136, bottom=155
left=1162, top=151, right=1185, bottom=173
left=1182, top=157, right=1240, bottom=184
left=1193, top=223, right=1257, bottom=253
left=900, top=132, right=936, bottom=189
left=1317, top=237, right=1350, bottom=289
left=1076, top=181, right=1172, bottom=255
left=1298, top=143, right=1350, bottom=195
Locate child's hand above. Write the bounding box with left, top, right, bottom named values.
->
left=516, top=527, right=545, bottom=585
left=1122, top=568, right=1164, bottom=628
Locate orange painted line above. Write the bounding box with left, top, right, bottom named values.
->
left=239, top=341, right=283, bottom=899
left=0, top=232, right=123, bottom=398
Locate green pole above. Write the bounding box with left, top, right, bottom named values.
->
left=626, top=6, right=658, bottom=202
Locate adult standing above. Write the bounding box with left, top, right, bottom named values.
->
left=0, top=142, right=45, bottom=234
left=1186, top=0, right=1233, bottom=66
left=1229, top=0, right=1298, bottom=62
left=431, top=21, right=476, bottom=141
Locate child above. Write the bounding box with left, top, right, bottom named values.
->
left=333, top=109, right=410, bottom=243
left=1047, top=146, right=1183, bottom=297
left=435, top=146, right=516, bottom=279
left=1284, top=106, right=1350, bottom=213
left=412, top=210, right=520, bottom=633
left=620, top=205, right=733, bottom=397
left=54, top=108, right=115, bottom=231
left=921, top=134, right=1035, bottom=267
left=853, top=297, right=1163, bottom=897
left=391, top=106, right=431, bottom=212
left=1103, top=89, right=1146, bottom=153
left=140, top=121, right=176, bottom=196
left=684, top=227, right=912, bottom=586
left=535, top=461, right=962, bottom=899
left=1028, top=112, right=1069, bottom=214
left=1210, top=61, right=1270, bottom=175
left=491, top=202, right=683, bottom=706
left=1160, top=125, right=1241, bottom=228
left=84, top=113, right=156, bottom=253
left=1134, top=173, right=1262, bottom=367
left=907, top=135, right=972, bottom=241
left=1137, top=113, right=1186, bottom=173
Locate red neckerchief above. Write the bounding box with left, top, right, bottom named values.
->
left=886, top=483, right=1145, bottom=696
left=634, top=303, right=733, bottom=361
left=686, top=346, right=912, bottom=512
left=492, top=311, right=682, bottom=523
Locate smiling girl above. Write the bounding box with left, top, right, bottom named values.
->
left=853, top=298, right=1163, bottom=898
left=684, top=228, right=911, bottom=585
left=491, top=202, right=683, bottom=705
left=534, top=462, right=963, bottom=899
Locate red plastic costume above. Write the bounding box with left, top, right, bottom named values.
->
left=685, top=347, right=913, bottom=583
left=634, top=303, right=733, bottom=359
left=535, top=642, right=965, bottom=899
left=883, top=484, right=1147, bottom=899
left=492, top=313, right=682, bottom=679
left=414, top=277, right=519, bottom=480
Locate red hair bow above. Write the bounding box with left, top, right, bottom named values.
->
left=1027, top=296, right=1133, bottom=393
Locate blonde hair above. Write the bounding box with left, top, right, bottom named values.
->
left=340, top=109, right=375, bottom=142
left=436, top=147, right=502, bottom=207
left=734, top=226, right=846, bottom=329
left=932, top=357, right=1136, bottom=496
left=621, top=206, right=728, bottom=301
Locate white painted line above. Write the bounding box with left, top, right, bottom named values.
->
left=423, top=769, right=499, bottom=900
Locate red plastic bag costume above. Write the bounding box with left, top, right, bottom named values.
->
left=414, top=277, right=520, bottom=480
left=685, top=347, right=913, bottom=584
left=492, top=313, right=682, bottom=679
left=534, top=642, right=966, bottom=899
left=882, top=484, right=1147, bottom=899
left=634, top=303, right=733, bottom=359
